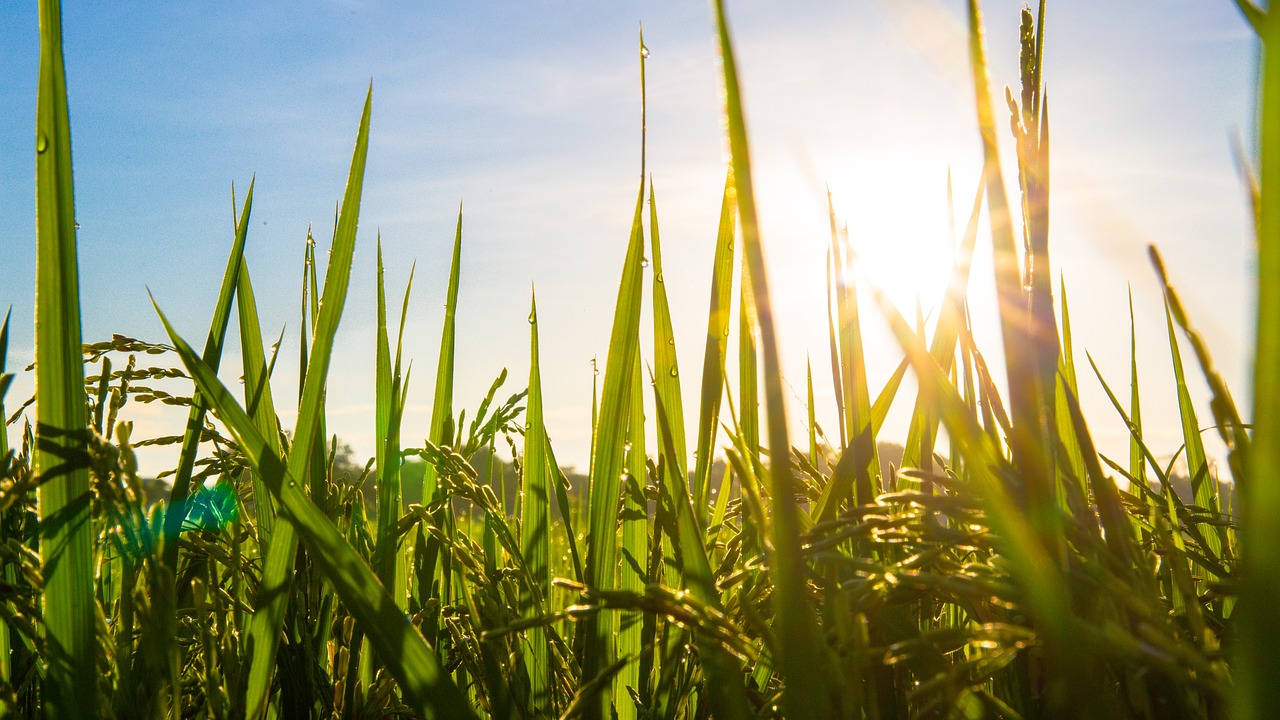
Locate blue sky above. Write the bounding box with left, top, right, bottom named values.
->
left=0, top=1, right=1257, bottom=475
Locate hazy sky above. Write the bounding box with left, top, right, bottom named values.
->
left=0, top=1, right=1256, bottom=476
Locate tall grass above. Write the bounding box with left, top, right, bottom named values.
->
left=0, top=1, right=1268, bottom=718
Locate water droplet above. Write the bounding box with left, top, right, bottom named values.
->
left=656, top=272, right=664, bottom=283
left=623, top=442, right=632, bottom=453
left=36, top=134, right=48, bottom=153
left=669, top=367, right=678, bottom=378
left=727, top=241, right=734, bottom=251
left=641, top=257, right=650, bottom=268
left=667, top=338, right=675, bottom=346
left=528, top=311, right=536, bottom=324
left=641, top=46, right=650, bottom=59
left=74, top=220, right=81, bottom=230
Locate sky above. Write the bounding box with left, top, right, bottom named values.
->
left=0, top=1, right=1257, bottom=479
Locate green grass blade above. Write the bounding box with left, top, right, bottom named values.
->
left=241, top=87, right=372, bottom=718
left=0, top=309, right=10, bottom=682
left=1237, top=8, right=1280, bottom=718
left=545, top=438, right=583, bottom=584
left=374, top=238, right=412, bottom=611
left=415, top=208, right=462, bottom=648
left=522, top=291, right=552, bottom=715
left=153, top=304, right=476, bottom=720
left=806, top=359, right=817, bottom=469
left=651, top=386, right=751, bottom=720
left=1160, top=289, right=1224, bottom=563
left=236, top=255, right=284, bottom=541
left=693, top=170, right=737, bottom=520
left=1127, top=290, right=1146, bottom=488
left=713, top=2, right=833, bottom=716
left=1057, top=371, right=1140, bottom=575
left=739, top=263, right=760, bottom=458
left=1234, top=0, right=1265, bottom=34
left=1150, top=247, right=1249, bottom=489
left=649, top=182, right=688, bottom=488
left=827, top=193, right=872, bottom=473
left=0, top=309, right=10, bottom=461
left=423, top=206, right=463, bottom=503
left=163, top=181, right=253, bottom=569
left=1053, top=281, right=1088, bottom=510
left=34, top=1, right=97, bottom=715
left=579, top=179, right=646, bottom=717
left=616, top=348, right=647, bottom=720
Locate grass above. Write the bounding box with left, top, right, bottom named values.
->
left=0, top=0, right=1270, bottom=718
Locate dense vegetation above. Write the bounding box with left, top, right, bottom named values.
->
left=3, top=0, right=1276, bottom=718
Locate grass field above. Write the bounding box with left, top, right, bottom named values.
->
left=1, top=0, right=1275, bottom=718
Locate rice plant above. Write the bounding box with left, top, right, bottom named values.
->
left=0, top=0, right=1270, bottom=718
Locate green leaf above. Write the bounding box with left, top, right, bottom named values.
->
left=241, top=87, right=372, bottom=718
left=649, top=182, right=688, bottom=499
left=374, top=239, right=412, bottom=610
left=615, top=347, right=647, bottom=720
left=235, top=253, right=283, bottom=540
left=522, top=291, right=552, bottom=715
left=579, top=178, right=646, bottom=717
left=651, top=385, right=752, bottom=720
left=423, top=206, right=463, bottom=503
left=713, top=2, right=834, bottom=716
left=692, top=170, right=737, bottom=522
left=34, top=1, right=97, bottom=715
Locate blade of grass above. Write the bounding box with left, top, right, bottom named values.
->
left=579, top=37, right=651, bottom=717
left=34, top=1, right=97, bottom=715
left=651, top=383, right=751, bottom=720
left=713, top=2, right=834, bottom=716
left=1234, top=0, right=1265, bottom=35
left=579, top=178, right=646, bottom=719
left=423, top=206, right=463, bottom=503
left=1159, top=286, right=1224, bottom=566
left=523, top=291, right=552, bottom=715
left=616, top=347, right=647, bottom=720
left=693, top=170, right=737, bottom=522
left=0, top=308, right=10, bottom=682
left=1149, top=247, right=1249, bottom=493
left=374, top=239, right=413, bottom=610
left=236, top=257, right=283, bottom=541
left=0, top=308, right=9, bottom=462
left=241, top=87, right=371, bottom=719
left=416, top=206, right=463, bottom=649
left=827, top=194, right=873, bottom=488
left=649, top=182, right=688, bottom=500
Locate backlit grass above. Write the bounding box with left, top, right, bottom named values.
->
left=0, top=1, right=1270, bottom=718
